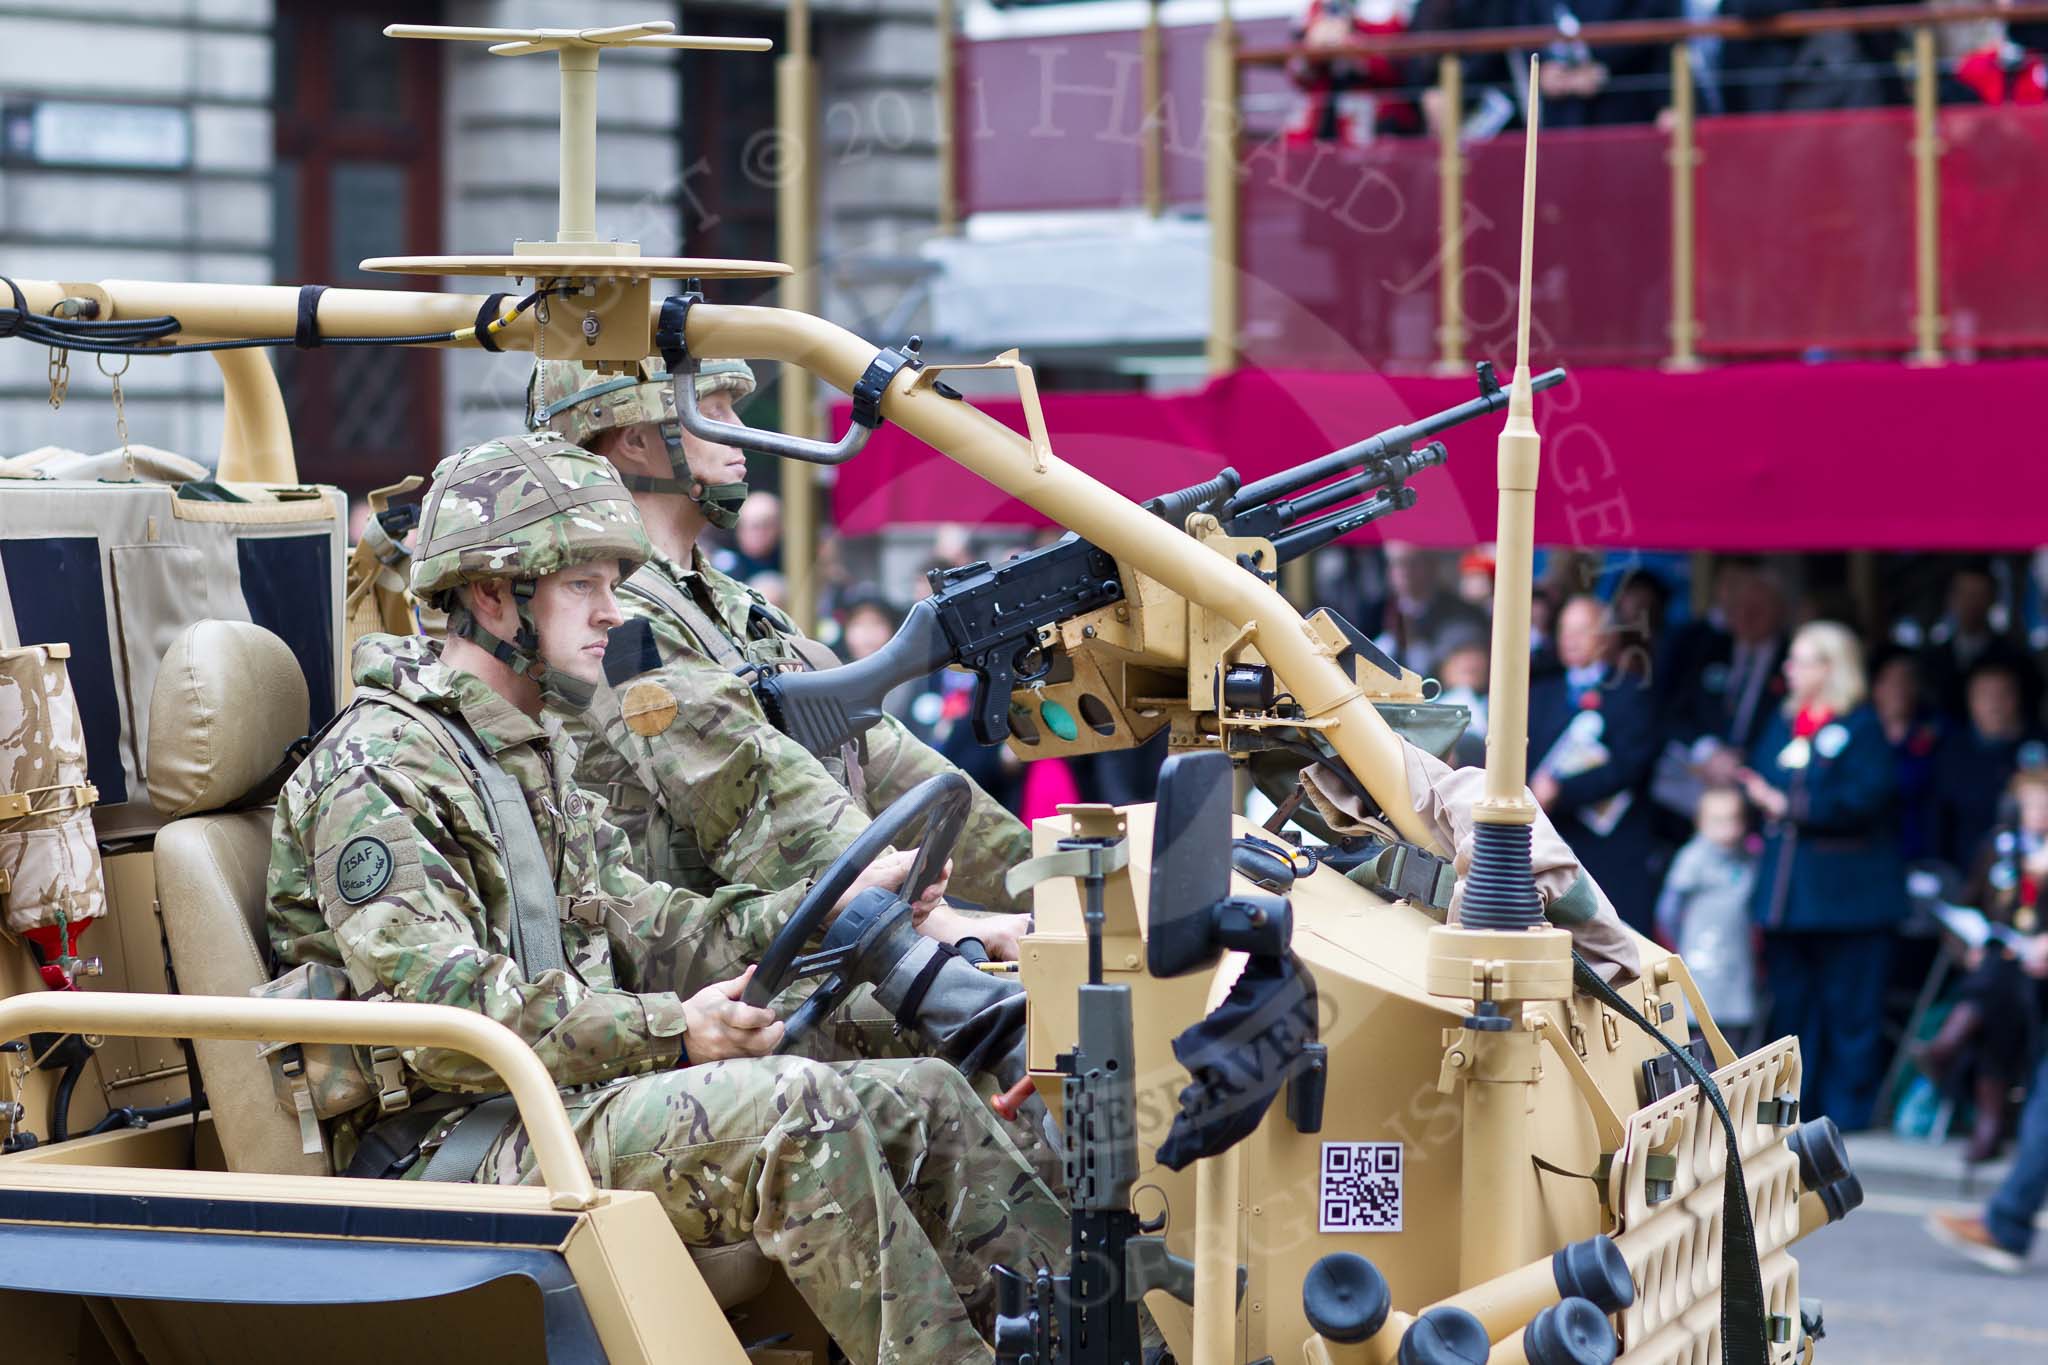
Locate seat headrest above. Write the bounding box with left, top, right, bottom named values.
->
left=149, top=621, right=311, bottom=818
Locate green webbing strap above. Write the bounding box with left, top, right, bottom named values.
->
left=418, top=1094, right=520, bottom=1183
left=360, top=689, right=567, bottom=983
left=1341, top=838, right=1455, bottom=912
left=1004, top=841, right=1131, bottom=900
left=619, top=567, right=746, bottom=669
left=1572, top=952, right=1767, bottom=1365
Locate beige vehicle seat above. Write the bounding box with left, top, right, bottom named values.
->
left=148, top=621, right=771, bottom=1307
left=150, top=619, right=328, bottom=1177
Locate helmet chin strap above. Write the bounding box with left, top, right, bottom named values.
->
left=449, top=583, right=598, bottom=711
left=659, top=420, right=747, bottom=531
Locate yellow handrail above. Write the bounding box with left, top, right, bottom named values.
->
left=0, top=992, right=599, bottom=1211
left=1238, top=1, right=2048, bottom=64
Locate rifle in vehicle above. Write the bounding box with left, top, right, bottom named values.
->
left=752, top=362, right=1567, bottom=759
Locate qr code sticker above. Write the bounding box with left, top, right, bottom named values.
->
left=1320, top=1142, right=1403, bottom=1232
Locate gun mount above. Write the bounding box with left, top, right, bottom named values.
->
left=757, top=363, right=1568, bottom=785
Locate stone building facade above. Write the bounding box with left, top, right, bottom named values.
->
left=0, top=0, right=948, bottom=492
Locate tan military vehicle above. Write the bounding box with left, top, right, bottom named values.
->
left=0, top=21, right=1854, bottom=1365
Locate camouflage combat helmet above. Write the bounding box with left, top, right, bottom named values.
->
left=412, top=432, right=651, bottom=708
left=528, top=355, right=756, bottom=530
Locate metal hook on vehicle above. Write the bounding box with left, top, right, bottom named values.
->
left=658, top=291, right=913, bottom=467
left=672, top=360, right=874, bottom=465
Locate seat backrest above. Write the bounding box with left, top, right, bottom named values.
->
left=150, top=619, right=325, bottom=1176
left=144, top=620, right=779, bottom=1306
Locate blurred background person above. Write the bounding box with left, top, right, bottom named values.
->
left=1925, top=929, right=2048, bottom=1273
left=1655, top=560, right=1788, bottom=834
left=1870, top=648, right=1944, bottom=864
left=1932, top=659, right=2046, bottom=869
left=712, top=490, right=783, bottom=586
left=1456, top=549, right=1497, bottom=611
left=1378, top=542, right=1488, bottom=679
left=1740, top=621, right=1907, bottom=1130
left=1409, top=0, right=1529, bottom=137
left=1529, top=594, right=1666, bottom=932
left=1286, top=0, right=1424, bottom=144
left=1915, top=768, right=2048, bottom=1161
left=1655, top=785, right=1760, bottom=1049
left=748, top=569, right=788, bottom=611
left=835, top=586, right=924, bottom=736
left=1536, top=0, right=1685, bottom=127
left=1435, top=628, right=1492, bottom=768
left=1921, top=564, right=2039, bottom=722
left=1612, top=566, right=1672, bottom=683
left=1668, top=560, right=1791, bottom=779
left=1721, top=0, right=1904, bottom=112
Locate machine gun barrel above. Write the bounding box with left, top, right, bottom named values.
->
left=1268, top=483, right=1419, bottom=565
left=1224, top=365, right=1566, bottom=521
left=1228, top=439, right=1451, bottom=542
left=1145, top=468, right=1240, bottom=527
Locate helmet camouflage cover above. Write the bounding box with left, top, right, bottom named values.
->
left=530, top=355, right=757, bottom=448
left=410, top=432, right=651, bottom=605
left=409, top=432, right=651, bottom=710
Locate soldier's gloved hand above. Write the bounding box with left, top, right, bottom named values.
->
left=918, top=905, right=1029, bottom=962
left=681, top=965, right=786, bottom=1061
left=972, top=911, right=1030, bottom=962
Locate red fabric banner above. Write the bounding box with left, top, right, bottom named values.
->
left=830, top=359, right=2048, bottom=551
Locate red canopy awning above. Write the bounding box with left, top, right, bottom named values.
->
left=831, top=359, right=2048, bottom=551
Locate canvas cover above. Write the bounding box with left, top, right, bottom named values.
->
left=0, top=479, right=347, bottom=837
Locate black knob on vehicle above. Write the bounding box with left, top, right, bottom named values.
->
left=1551, top=1235, right=1635, bottom=1312
left=1818, top=1171, right=1865, bottom=1223
left=1303, top=1253, right=1392, bottom=1344
left=1788, top=1116, right=1850, bottom=1192
left=1397, top=1306, right=1490, bottom=1365
left=1522, top=1298, right=1618, bottom=1365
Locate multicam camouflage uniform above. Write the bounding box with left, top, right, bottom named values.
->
left=532, top=357, right=1033, bottom=924
left=265, top=437, right=1067, bottom=1365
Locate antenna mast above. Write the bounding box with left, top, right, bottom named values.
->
left=1422, top=58, right=1574, bottom=1288
left=385, top=21, right=772, bottom=256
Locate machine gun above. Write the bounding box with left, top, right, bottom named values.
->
left=1219, top=361, right=1565, bottom=557
left=753, top=362, right=1566, bottom=759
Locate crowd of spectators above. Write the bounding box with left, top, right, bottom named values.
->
left=716, top=512, right=2048, bottom=1154
left=1282, top=0, right=2048, bottom=144
left=1351, top=547, right=2048, bottom=1149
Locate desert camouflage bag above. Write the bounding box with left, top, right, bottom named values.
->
left=343, top=477, right=429, bottom=676
left=252, top=961, right=410, bottom=1155
left=0, top=644, right=109, bottom=958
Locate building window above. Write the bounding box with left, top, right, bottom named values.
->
left=272, top=1, right=444, bottom=495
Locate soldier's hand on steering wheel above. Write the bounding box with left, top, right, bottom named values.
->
left=834, top=846, right=931, bottom=915
left=681, top=965, right=786, bottom=1061
left=908, top=858, right=953, bottom=925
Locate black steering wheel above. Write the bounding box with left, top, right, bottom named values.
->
left=741, top=772, right=972, bottom=1017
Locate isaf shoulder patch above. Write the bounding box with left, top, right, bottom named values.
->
left=315, top=816, right=426, bottom=914
left=337, top=835, right=395, bottom=903
left=621, top=679, right=680, bottom=737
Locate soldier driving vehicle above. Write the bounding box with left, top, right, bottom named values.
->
left=0, top=15, right=1867, bottom=1365
left=267, top=432, right=1070, bottom=1365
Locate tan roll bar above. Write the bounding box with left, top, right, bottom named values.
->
left=4, top=276, right=1441, bottom=851
left=0, top=991, right=599, bottom=1211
